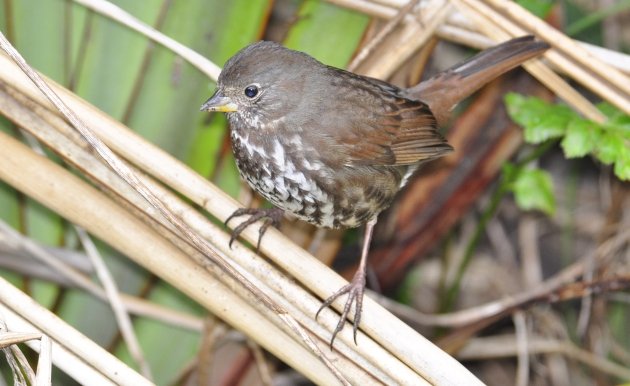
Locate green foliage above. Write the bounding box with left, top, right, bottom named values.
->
left=516, top=0, right=555, bottom=18
left=504, top=93, right=572, bottom=143
left=561, top=119, right=596, bottom=157
left=503, top=163, right=556, bottom=215
left=505, top=93, right=630, bottom=181
left=284, top=0, right=369, bottom=67
left=566, top=0, right=630, bottom=36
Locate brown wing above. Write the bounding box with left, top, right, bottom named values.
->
left=383, top=98, right=452, bottom=165
left=322, top=69, right=452, bottom=167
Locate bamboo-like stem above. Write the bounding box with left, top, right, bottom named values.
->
left=449, top=0, right=607, bottom=123
left=356, top=0, right=453, bottom=79
left=0, top=332, right=42, bottom=348
left=330, top=0, right=615, bottom=122
left=0, top=131, right=352, bottom=386
left=327, top=0, right=630, bottom=75
left=0, top=278, right=149, bottom=386
left=348, top=0, right=421, bottom=71
left=458, top=335, right=630, bottom=380
left=75, top=227, right=153, bottom=379
left=482, top=0, right=630, bottom=97
left=0, top=220, right=204, bottom=332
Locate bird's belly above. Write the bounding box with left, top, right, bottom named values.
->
left=230, top=135, right=392, bottom=228
left=234, top=154, right=343, bottom=228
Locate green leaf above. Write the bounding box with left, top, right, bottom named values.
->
left=597, top=102, right=620, bottom=118
left=501, top=162, right=519, bottom=182
left=186, top=0, right=273, bottom=194
left=515, top=0, right=554, bottom=18
left=283, top=0, right=369, bottom=67
left=599, top=102, right=630, bottom=138
left=566, top=0, right=630, bottom=37
left=592, top=103, right=630, bottom=180
left=560, top=119, right=597, bottom=158
left=505, top=93, right=544, bottom=127
left=505, top=93, right=571, bottom=144
left=613, top=146, right=630, bottom=180
left=510, top=168, right=556, bottom=215
left=596, top=131, right=625, bottom=165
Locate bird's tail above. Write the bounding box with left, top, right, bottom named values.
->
left=406, top=36, right=549, bottom=125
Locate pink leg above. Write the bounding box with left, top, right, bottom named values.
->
left=316, top=219, right=376, bottom=347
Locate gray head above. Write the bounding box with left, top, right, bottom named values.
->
left=200, top=41, right=325, bottom=128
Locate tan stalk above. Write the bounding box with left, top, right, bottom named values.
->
left=0, top=278, right=149, bottom=385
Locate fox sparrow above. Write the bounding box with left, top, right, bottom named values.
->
left=201, top=36, right=549, bottom=345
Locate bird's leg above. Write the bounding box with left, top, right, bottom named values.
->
left=225, top=207, right=284, bottom=251
left=316, top=219, right=376, bottom=348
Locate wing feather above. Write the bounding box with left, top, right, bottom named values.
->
left=314, top=68, right=452, bottom=167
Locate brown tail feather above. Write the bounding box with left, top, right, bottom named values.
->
left=406, top=36, right=549, bottom=125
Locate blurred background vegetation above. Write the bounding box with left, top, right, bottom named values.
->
left=0, top=0, right=629, bottom=385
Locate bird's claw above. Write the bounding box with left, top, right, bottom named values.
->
left=225, top=207, right=284, bottom=251
left=316, top=269, right=367, bottom=349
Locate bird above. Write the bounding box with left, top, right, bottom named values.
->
left=200, top=35, right=549, bottom=346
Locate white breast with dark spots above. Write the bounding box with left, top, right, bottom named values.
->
left=230, top=130, right=340, bottom=228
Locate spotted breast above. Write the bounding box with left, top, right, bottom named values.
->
left=228, top=118, right=404, bottom=229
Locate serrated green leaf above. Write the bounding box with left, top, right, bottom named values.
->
left=598, top=102, right=630, bottom=138
left=526, top=114, right=571, bottom=144
left=596, top=131, right=625, bottom=165
left=560, top=119, right=596, bottom=158
left=505, top=93, right=546, bottom=127
left=613, top=146, right=630, bottom=180
left=505, top=93, right=571, bottom=144
left=511, top=168, right=556, bottom=215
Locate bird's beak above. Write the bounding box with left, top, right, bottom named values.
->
left=200, top=90, right=238, bottom=112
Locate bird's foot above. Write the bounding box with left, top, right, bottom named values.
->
left=316, top=268, right=367, bottom=348
left=225, top=207, right=284, bottom=251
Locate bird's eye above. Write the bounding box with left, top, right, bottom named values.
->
left=244, top=85, right=259, bottom=98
